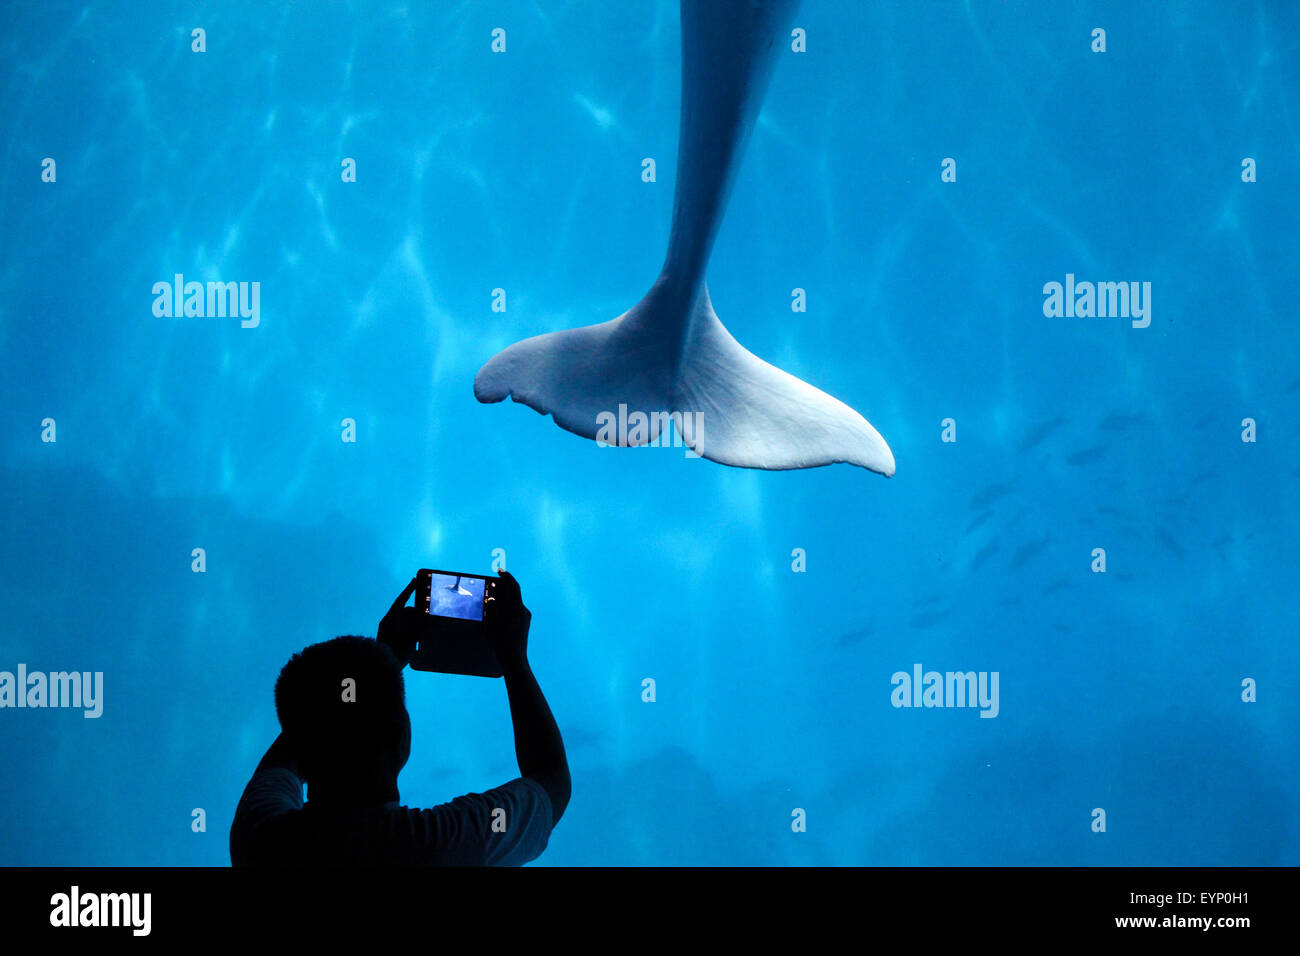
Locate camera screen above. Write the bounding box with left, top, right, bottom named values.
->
left=426, top=573, right=487, bottom=622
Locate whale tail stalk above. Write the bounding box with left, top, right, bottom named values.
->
left=473, top=283, right=895, bottom=475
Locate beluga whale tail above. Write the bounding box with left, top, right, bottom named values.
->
left=474, top=0, right=894, bottom=476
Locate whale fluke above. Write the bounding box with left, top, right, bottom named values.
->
left=474, top=283, right=894, bottom=475
left=474, top=0, right=893, bottom=475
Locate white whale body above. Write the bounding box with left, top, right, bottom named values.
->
left=474, top=0, right=894, bottom=476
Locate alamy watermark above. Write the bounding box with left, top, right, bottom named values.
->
left=152, top=273, right=260, bottom=328
left=891, top=663, right=999, bottom=718
left=1043, top=273, right=1151, bottom=328
left=595, top=404, right=703, bottom=458
left=0, top=664, right=103, bottom=718
left=50, top=886, right=150, bottom=936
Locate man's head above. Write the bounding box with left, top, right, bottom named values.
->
left=274, top=636, right=411, bottom=803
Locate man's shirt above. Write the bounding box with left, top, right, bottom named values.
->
left=229, top=767, right=553, bottom=866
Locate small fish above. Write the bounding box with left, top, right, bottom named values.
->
left=910, top=608, right=952, bottom=630
left=965, top=509, right=994, bottom=534
left=970, top=481, right=1015, bottom=511
left=1008, top=535, right=1051, bottom=569
left=1018, top=416, right=1067, bottom=452
left=1156, top=530, right=1185, bottom=557
left=970, top=541, right=998, bottom=570
left=836, top=626, right=874, bottom=648
left=1099, top=412, right=1147, bottom=431
left=1067, top=445, right=1107, bottom=466
left=564, top=727, right=603, bottom=750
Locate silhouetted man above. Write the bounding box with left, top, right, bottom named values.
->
left=229, top=570, right=569, bottom=865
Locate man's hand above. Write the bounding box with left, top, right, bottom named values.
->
left=377, top=577, right=422, bottom=668
left=485, top=570, right=531, bottom=670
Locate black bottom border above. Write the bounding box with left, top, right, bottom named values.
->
left=0, top=866, right=1282, bottom=941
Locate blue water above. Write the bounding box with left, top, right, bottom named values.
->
left=2, top=0, right=1297, bottom=866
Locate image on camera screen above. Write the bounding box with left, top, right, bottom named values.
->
left=427, top=573, right=486, bottom=621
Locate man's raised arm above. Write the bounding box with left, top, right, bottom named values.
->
left=488, top=571, right=570, bottom=822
